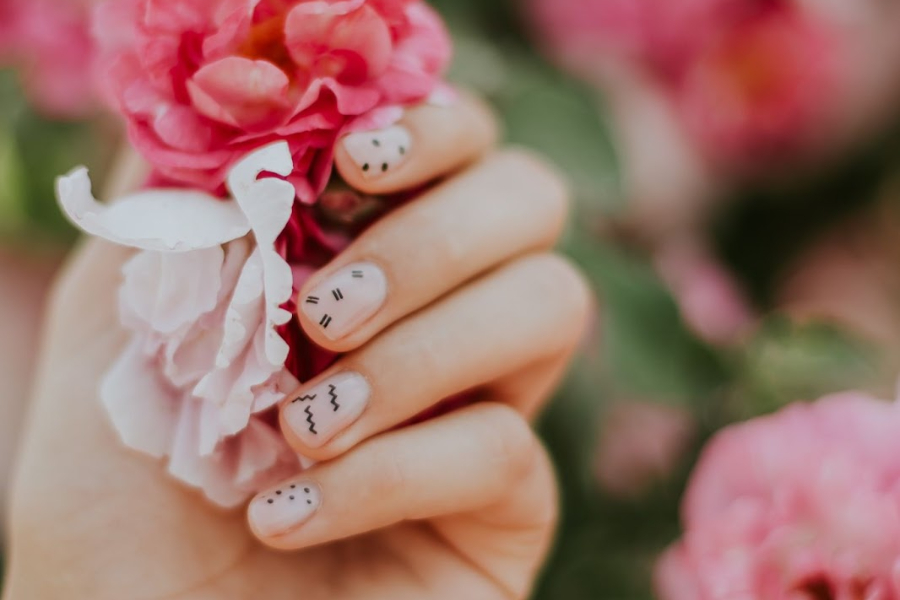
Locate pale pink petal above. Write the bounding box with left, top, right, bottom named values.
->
left=56, top=168, right=250, bottom=252
left=120, top=247, right=225, bottom=335
left=101, top=340, right=179, bottom=458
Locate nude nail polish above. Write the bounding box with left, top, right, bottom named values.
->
left=343, top=126, right=412, bottom=177
left=249, top=480, right=321, bottom=538
left=283, top=372, right=371, bottom=448
left=300, top=262, right=388, bottom=340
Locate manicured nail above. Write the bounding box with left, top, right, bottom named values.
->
left=283, top=372, right=370, bottom=448
left=300, top=262, right=387, bottom=340
left=343, top=125, right=412, bottom=177
left=249, top=480, right=321, bottom=538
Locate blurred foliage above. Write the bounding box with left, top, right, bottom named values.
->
left=0, top=0, right=895, bottom=598
left=0, top=70, right=113, bottom=248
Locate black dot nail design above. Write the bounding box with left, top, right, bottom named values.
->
left=381, top=162, right=388, bottom=172
left=373, top=139, right=381, bottom=147
left=363, top=163, right=370, bottom=172
left=261, top=485, right=315, bottom=508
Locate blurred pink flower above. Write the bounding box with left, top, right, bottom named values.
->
left=677, top=8, right=838, bottom=170
left=657, top=392, right=900, bottom=599
left=93, top=0, right=450, bottom=201
left=528, top=0, right=900, bottom=183
left=655, top=241, right=755, bottom=345
left=594, top=401, right=695, bottom=499
left=0, top=0, right=97, bottom=118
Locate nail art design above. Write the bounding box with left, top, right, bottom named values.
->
left=249, top=480, right=322, bottom=538
left=283, top=372, right=371, bottom=448
left=301, top=262, right=387, bottom=340
left=343, top=125, right=412, bottom=178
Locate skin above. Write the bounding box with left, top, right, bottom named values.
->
left=2, top=94, right=592, bottom=600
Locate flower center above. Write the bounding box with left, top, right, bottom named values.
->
left=239, top=14, right=295, bottom=75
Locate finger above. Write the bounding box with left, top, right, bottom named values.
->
left=335, top=90, right=498, bottom=195
left=249, top=405, right=557, bottom=568
left=298, top=149, right=570, bottom=350
left=281, top=254, right=591, bottom=460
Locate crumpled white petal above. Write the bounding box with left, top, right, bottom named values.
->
left=75, top=141, right=307, bottom=507
left=56, top=167, right=251, bottom=252
left=101, top=339, right=180, bottom=459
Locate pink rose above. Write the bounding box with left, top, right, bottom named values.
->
left=657, top=392, right=900, bottom=599
left=0, top=0, right=97, bottom=118
left=93, top=0, right=451, bottom=201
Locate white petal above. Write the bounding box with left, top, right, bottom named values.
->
left=120, top=247, right=225, bottom=335
left=56, top=167, right=251, bottom=252
left=101, top=340, right=179, bottom=458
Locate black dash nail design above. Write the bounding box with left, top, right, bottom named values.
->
left=399, top=146, right=406, bottom=155
left=372, top=139, right=381, bottom=147
left=332, top=288, right=344, bottom=301
left=352, top=270, right=364, bottom=278
left=305, top=296, right=319, bottom=305
left=381, top=162, right=388, bottom=172
left=319, top=314, right=333, bottom=328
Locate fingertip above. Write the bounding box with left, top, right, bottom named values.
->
left=335, top=90, right=499, bottom=195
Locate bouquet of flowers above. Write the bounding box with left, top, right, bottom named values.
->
left=56, top=0, right=451, bottom=507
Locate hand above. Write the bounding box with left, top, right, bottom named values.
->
left=3, top=93, right=592, bottom=600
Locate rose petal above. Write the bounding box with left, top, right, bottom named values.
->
left=56, top=167, right=250, bottom=252
left=188, top=57, right=291, bottom=129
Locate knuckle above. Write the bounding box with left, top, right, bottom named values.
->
left=480, top=403, right=541, bottom=485
left=493, top=148, right=571, bottom=237
left=519, top=253, right=595, bottom=341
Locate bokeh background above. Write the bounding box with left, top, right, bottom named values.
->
left=4, top=0, right=900, bottom=597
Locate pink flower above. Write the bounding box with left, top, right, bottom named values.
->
left=655, top=241, right=755, bottom=345
left=93, top=0, right=450, bottom=201
left=676, top=7, right=839, bottom=171
left=657, top=392, right=900, bottom=599
left=594, top=401, right=695, bottom=499
left=526, top=0, right=900, bottom=176
left=56, top=143, right=343, bottom=506
left=0, top=0, right=97, bottom=118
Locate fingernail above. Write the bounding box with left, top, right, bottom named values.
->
left=283, top=372, right=370, bottom=448
left=249, top=480, right=322, bottom=538
left=343, top=125, right=412, bottom=178
left=300, top=262, right=387, bottom=340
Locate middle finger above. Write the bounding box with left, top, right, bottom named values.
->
left=296, top=149, right=569, bottom=351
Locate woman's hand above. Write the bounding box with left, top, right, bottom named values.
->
left=3, top=93, right=592, bottom=600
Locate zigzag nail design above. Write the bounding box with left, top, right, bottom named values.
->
left=304, top=406, right=317, bottom=435
left=329, top=384, right=340, bottom=412
left=283, top=373, right=370, bottom=448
